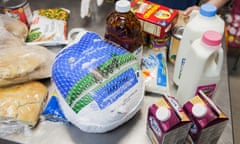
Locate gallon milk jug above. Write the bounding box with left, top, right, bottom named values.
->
left=176, top=30, right=224, bottom=105
left=173, top=4, right=225, bottom=86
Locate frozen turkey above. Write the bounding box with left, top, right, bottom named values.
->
left=52, top=29, right=144, bottom=133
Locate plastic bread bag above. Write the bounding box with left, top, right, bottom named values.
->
left=141, top=47, right=170, bottom=96
left=52, top=28, right=144, bottom=133
left=0, top=45, right=56, bottom=87
left=0, top=81, right=48, bottom=136
left=0, top=14, right=28, bottom=42
left=0, top=27, right=25, bottom=49
left=26, top=8, right=70, bottom=46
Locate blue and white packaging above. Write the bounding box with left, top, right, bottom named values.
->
left=52, top=29, right=144, bottom=133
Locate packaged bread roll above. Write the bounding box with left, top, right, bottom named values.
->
left=0, top=45, right=56, bottom=87
left=0, top=81, right=48, bottom=127
left=0, top=14, right=28, bottom=41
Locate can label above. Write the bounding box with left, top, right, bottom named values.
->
left=169, top=26, right=184, bottom=64
left=2, top=0, right=32, bottom=26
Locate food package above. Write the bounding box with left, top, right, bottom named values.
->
left=131, top=0, right=178, bottom=38
left=0, top=14, right=28, bottom=41
left=52, top=29, right=144, bottom=133
left=0, top=81, right=48, bottom=136
left=142, top=47, right=169, bottom=95
left=0, top=27, right=25, bottom=49
left=26, top=8, right=70, bottom=46
left=42, top=90, right=68, bottom=123
left=0, top=45, right=56, bottom=87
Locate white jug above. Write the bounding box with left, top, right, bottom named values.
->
left=173, top=4, right=225, bottom=86
left=176, top=30, right=224, bottom=105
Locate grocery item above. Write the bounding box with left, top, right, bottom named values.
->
left=0, top=14, right=28, bottom=41
left=52, top=29, right=144, bottom=133
left=0, top=45, right=56, bottom=87
left=0, top=26, right=25, bottom=49
left=0, top=81, right=48, bottom=127
left=148, top=34, right=170, bottom=51
left=168, top=26, right=184, bottom=64
left=142, top=47, right=169, bottom=95
left=105, top=0, right=143, bottom=63
left=42, top=91, right=68, bottom=123
left=173, top=4, right=225, bottom=86
left=26, top=8, right=69, bottom=46
left=131, top=0, right=179, bottom=39
left=176, top=30, right=224, bottom=105
left=147, top=96, right=191, bottom=144
left=0, top=0, right=33, bottom=26
left=183, top=91, right=228, bottom=144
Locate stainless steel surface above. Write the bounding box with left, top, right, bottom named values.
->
left=0, top=0, right=233, bottom=144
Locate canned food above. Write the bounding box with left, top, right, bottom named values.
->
left=148, top=34, right=170, bottom=51
left=168, top=26, right=184, bottom=64
left=0, top=0, right=32, bottom=26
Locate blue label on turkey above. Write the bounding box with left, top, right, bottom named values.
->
left=52, top=31, right=140, bottom=113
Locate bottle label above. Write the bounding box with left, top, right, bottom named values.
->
left=178, top=58, right=186, bottom=79
left=195, top=84, right=216, bottom=98
left=133, top=46, right=143, bottom=64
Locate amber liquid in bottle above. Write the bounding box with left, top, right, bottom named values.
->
left=105, top=11, right=143, bottom=53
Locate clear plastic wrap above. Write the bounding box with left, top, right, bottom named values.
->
left=0, top=27, right=25, bottom=49
left=0, top=81, right=48, bottom=136
left=0, top=14, right=28, bottom=42
left=142, top=47, right=170, bottom=96
left=0, top=45, right=56, bottom=87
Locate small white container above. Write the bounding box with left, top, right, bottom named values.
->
left=176, top=30, right=224, bottom=105
left=173, top=4, right=225, bottom=86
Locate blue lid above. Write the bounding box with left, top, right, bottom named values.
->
left=200, top=4, right=217, bottom=17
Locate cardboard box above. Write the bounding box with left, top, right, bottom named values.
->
left=131, top=0, right=179, bottom=39
left=147, top=96, right=191, bottom=144
left=183, top=91, right=228, bottom=144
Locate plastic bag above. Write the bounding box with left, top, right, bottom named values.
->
left=52, top=29, right=144, bottom=133
left=142, top=47, right=170, bottom=95
left=0, top=27, right=25, bottom=49
left=0, top=81, right=48, bottom=136
left=42, top=90, right=68, bottom=123
left=0, top=14, right=28, bottom=42
left=26, top=8, right=70, bottom=46
left=0, top=45, right=56, bottom=87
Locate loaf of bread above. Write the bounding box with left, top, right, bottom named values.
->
left=0, top=81, right=48, bottom=127
left=0, top=14, right=28, bottom=41
left=0, top=45, right=56, bottom=87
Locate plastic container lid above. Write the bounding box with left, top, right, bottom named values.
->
left=156, top=107, right=171, bottom=121
left=192, top=104, right=207, bottom=118
left=200, top=4, right=217, bottom=17
left=115, top=0, right=131, bottom=13
left=202, top=30, right=222, bottom=46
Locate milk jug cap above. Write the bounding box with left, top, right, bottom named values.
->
left=192, top=104, right=207, bottom=118
left=200, top=4, right=217, bottom=17
left=156, top=107, right=171, bottom=121
left=115, top=0, right=131, bottom=13
left=202, top=30, right=222, bottom=46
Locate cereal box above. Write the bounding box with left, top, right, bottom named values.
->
left=131, top=0, right=179, bottom=38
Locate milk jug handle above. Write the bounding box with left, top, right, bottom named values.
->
left=189, top=10, right=198, bottom=21
left=216, top=48, right=224, bottom=74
